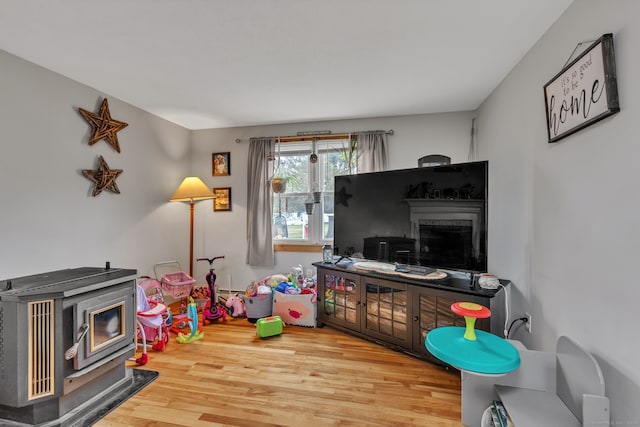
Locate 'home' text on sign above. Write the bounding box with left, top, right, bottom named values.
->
left=544, top=34, right=619, bottom=143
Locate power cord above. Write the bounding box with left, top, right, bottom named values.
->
left=507, top=317, right=529, bottom=338
left=497, top=283, right=509, bottom=338
left=478, top=277, right=516, bottom=339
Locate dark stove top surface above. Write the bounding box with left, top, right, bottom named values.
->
left=0, top=267, right=137, bottom=300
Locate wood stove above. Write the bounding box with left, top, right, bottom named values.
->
left=0, top=265, right=137, bottom=426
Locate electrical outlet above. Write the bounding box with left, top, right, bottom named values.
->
left=525, top=312, right=532, bottom=333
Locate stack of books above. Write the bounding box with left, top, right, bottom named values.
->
left=490, top=400, right=515, bottom=427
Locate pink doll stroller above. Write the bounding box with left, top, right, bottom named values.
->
left=131, top=282, right=170, bottom=365
left=151, top=261, right=196, bottom=333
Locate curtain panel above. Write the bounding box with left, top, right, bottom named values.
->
left=246, top=137, right=276, bottom=266
left=355, top=130, right=389, bottom=173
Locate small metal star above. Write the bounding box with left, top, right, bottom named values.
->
left=82, top=156, right=123, bottom=197
left=79, top=98, right=128, bottom=153
left=335, top=186, right=353, bottom=207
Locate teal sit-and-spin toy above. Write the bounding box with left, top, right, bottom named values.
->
left=425, top=302, right=520, bottom=375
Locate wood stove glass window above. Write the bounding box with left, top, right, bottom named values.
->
left=89, top=302, right=125, bottom=352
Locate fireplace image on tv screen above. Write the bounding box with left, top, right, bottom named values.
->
left=333, top=161, right=488, bottom=273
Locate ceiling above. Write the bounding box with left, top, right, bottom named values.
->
left=0, top=0, right=573, bottom=130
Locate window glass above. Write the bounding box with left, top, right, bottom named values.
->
left=273, top=194, right=308, bottom=239
left=322, top=193, right=334, bottom=240
left=272, top=139, right=356, bottom=243
left=276, top=152, right=309, bottom=194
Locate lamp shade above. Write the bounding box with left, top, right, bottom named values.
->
left=169, top=177, right=215, bottom=202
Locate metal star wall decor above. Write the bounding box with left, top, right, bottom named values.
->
left=335, top=186, right=353, bottom=207
left=79, top=98, right=128, bottom=153
left=82, top=155, right=123, bottom=196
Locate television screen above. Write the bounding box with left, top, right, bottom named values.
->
left=333, top=161, right=488, bottom=273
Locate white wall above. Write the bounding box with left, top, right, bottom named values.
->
left=0, top=50, right=190, bottom=279
left=188, top=112, right=475, bottom=292
left=476, top=0, right=640, bottom=422
left=0, top=47, right=475, bottom=293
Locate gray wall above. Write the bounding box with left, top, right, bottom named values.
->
left=476, top=0, right=640, bottom=422
left=189, top=112, right=475, bottom=292
left=0, top=47, right=475, bottom=294
left=0, top=50, right=190, bottom=279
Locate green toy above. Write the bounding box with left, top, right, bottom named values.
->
left=256, top=315, right=284, bottom=338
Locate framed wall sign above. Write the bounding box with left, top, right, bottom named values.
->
left=544, top=33, right=619, bottom=143
left=213, top=187, right=231, bottom=211
left=212, top=152, right=230, bottom=176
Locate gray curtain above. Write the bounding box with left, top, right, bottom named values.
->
left=356, top=131, right=389, bottom=173
left=246, top=137, right=276, bottom=266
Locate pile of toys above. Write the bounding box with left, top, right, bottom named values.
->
left=249, top=265, right=316, bottom=295
left=243, top=265, right=318, bottom=328
left=189, top=285, right=210, bottom=311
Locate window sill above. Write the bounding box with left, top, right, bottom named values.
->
left=274, top=243, right=323, bottom=253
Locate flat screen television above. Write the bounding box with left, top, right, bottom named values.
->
left=333, top=160, right=488, bottom=273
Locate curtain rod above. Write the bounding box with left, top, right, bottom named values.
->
left=234, top=129, right=393, bottom=143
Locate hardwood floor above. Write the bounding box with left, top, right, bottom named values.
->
left=97, top=318, right=463, bottom=427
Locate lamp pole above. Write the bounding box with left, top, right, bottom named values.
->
left=189, top=200, right=195, bottom=277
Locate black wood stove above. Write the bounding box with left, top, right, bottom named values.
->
left=0, top=265, right=137, bottom=426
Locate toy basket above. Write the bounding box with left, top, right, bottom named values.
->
left=161, top=271, right=195, bottom=298
left=242, top=293, right=273, bottom=323
left=273, top=291, right=317, bottom=327
left=154, top=261, right=195, bottom=299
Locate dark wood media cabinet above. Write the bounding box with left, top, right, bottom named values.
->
left=313, top=262, right=508, bottom=365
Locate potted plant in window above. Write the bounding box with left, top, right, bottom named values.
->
left=271, top=177, right=287, bottom=193
left=270, top=144, right=288, bottom=193
left=304, top=195, right=315, bottom=215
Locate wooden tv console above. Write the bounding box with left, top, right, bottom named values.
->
left=313, top=261, right=508, bottom=365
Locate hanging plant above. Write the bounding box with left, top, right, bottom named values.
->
left=269, top=141, right=288, bottom=193
left=304, top=194, right=315, bottom=215
left=305, top=201, right=315, bottom=215
left=340, top=134, right=359, bottom=174
left=310, top=139, right=318, bottom=164
left=271, top=177, right=287, bottom=193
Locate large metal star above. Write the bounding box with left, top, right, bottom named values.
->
left=82, top=156, right=123, bottom=197
left=79, top=98, right=128, bottom=153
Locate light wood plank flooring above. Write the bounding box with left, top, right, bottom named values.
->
left=97, top=318, right=463, bottom=427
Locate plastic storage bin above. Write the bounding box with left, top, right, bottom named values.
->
left=242, top=293, right=273, bottom=323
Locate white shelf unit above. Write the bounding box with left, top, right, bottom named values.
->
left=462, top=336, right=609, bottom=427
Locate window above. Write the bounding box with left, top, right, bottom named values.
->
left=272, top=139, right=356, bottom=244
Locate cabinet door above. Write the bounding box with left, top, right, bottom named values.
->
left=361, top=277, right=410, bottom=347
left=412, top=287, right=489, bottom=361
left=318, top=269, right=361, bottom=332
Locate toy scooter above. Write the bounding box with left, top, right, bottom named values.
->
left=196, top=256, right=227, bottom=323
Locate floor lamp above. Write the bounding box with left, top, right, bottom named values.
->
left=169, top=177, right=215, bottom=277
